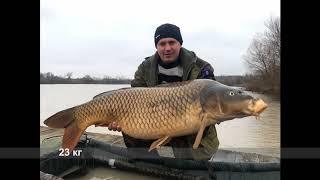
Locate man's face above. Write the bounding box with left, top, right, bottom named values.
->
left=156, top=38, right=181, bottom=63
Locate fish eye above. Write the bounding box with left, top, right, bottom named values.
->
left=229, top=91, right=235, bottom=96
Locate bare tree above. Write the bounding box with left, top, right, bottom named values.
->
left=264, top=16, right=280, bottom=90
left=65, top=72, right=73, bottom=79
left=243, top=16, right=280, bottom=93
left=244, top=33, right=270, bottom=77
left=265, top=16, right=280, bottom=62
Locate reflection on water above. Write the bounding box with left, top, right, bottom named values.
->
left=40, top=84, right=280, bottom=158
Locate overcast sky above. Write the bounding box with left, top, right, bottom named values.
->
left=40, top=0, right=280, bottom=79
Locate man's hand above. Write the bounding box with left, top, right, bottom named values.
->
left=108, top=122, right=122, bottom=132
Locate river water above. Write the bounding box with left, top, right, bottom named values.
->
left=40, top=84, right=280, bottom=158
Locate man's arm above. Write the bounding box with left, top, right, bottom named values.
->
left=198, top=64, right=216, bottom=80
left=131, top=62, right=148, bottom=87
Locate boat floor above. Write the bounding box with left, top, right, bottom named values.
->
left=40, top=126, right=280, bottom=180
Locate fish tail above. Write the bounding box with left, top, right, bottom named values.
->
left=44, top=106, right=85, bottom=151
left=44, top=107, right=77, bottom=128
left=62, top=121, right=84, bottom=152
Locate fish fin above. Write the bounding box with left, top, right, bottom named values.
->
left=62, top=121, right=84, bottom=152
left=95, top=122, right=109, bottom=127
left=44, top=107, right=77, bottom=128
left=149, top=135, right=171, bottom=152
left=155, top=80, right=193, bottom=88
left=193, top=120, right=207, bottom=149
left=93, top=88, right=131, bottom=99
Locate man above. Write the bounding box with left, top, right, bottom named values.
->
left=109, top=23, right=219, bottom=160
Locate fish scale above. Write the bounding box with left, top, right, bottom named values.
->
left=87, top=85, right=199, bottom=139
left=44, top=79, right=268, bottom=153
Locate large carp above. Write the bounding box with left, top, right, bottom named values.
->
left=44, top=79, right=267, bottom=153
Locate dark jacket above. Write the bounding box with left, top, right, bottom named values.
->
left=129, top=47, right=219, bottom=160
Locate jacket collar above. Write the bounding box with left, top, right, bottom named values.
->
left=149, top=47, right=197, bottom=85
left=179, top=47, right=197, bottom=80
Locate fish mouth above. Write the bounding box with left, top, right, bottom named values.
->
left=251, top=99, right=268, bottom=120
left=255, top=99, right=268, bottom=112
left=242, top=98, right=268, bottom=120
left=215, top=99, right=268, bottom=123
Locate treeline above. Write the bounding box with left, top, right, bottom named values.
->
left=40, top=72, right=245, bottom=85
left=242, top=16, right=280, bottom=95
left=215, top=75, right=246, bottom=86
left=40, top=72, right=278, bottom=96
left=41, top=72, right=247, bottom=87
left=40, top=72, right=131, bottom=84
left=215, top=75, right=277, bottom=94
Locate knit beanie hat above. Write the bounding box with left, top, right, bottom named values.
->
left=154, top=23, right=183, bottom=47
